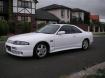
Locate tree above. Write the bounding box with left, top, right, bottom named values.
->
left=8, top=0, right=13, bottom=21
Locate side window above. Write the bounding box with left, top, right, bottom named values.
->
left=59, top=26, right=71, bottom=34
left=70, top=26, right=82, bottom=33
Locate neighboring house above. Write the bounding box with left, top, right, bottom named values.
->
left=90, top=15, right=99, bottom=22
left=36, top=9, right=59, bottom=25
left=39, top=4, right=72, bottom=23
left=100, top=19, right=105, bottom=23
left=71, top=8, right=90, bottom=24
left=0, top=0, right=8, bottom=20
left=12, top=0, right=36, bottom=25
left=0, top=2, right=90, bottom=31
left=0, top=0, right=36, bottom=30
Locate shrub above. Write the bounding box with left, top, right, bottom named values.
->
left=8, top=21, right=16, bottom=34
left=16, top=22, right=31, bottom=34
left=37, top=23, right=46, bottom=30
left=0, top=20, right=9, bottom=36
left=22, top=22, right=31, bottom=33
left=59, top=21, right=66, bottom=24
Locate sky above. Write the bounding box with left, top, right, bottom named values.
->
left=37, top=0, right=105, bottom=19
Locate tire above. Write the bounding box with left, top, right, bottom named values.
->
left=82, top=39, right=89, bottom=50
left=33, top=43, right=48, bottom=59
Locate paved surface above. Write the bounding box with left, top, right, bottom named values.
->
left=0, top=37, right=105, bottom=78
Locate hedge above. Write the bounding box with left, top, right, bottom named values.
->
left=0, top=20, right=9, bottom=36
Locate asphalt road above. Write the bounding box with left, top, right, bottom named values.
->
left=0, top=37, right=105, bottom=78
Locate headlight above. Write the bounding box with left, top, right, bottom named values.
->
left=13, top=41, right=30, bottom=45
left=7, top=40, right=14, bottom=44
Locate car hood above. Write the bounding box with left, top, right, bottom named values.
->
left=8, top=32, right=53, bottom=41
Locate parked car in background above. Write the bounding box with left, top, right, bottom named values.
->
left=5, top=24, right=93, bottom=58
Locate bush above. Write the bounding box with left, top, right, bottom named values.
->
left=0, top=36, right=8, bottom=41
left=59, top=21, right=66, bottom=24
left=84, top=69, right=105, bottom=78
left=16, top=22, right=31, bottom=34
left=8, top=21, right=16, bottom=34
left=37, top=23, right=46, bottom=30
left=0, top=20, right=9, bottom=36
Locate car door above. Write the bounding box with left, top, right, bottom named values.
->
left=70, top=26, right=83, bottom=48
left=54, top=25, right=75, bottom=50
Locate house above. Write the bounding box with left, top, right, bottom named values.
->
left=0, top=2, right=90, bottom=32
left=36, top=9, right=59, bottom=25
left=0, top=0, right=36, bottom=30
left=0, top=0, right=9, bottom=20
left=12, top=0, right=36, bottom=28
left=90, top=15, right=99, bottom=22
left=36, top=4, right=90, bottom=31
left=71, top=8, right=90, bottom=24
left=39, top=4, right=72, bottom=23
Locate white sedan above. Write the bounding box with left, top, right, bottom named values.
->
left=5, top=24, right=93, bottom=58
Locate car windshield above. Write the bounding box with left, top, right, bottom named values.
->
left=37, top=25, right=60, bottom=34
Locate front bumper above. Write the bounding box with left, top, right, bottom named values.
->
left=5, top=42, right=34, bottom=57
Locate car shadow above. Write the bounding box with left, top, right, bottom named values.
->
left=48, top=49, right=83, bottom=57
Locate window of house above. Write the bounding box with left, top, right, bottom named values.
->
left=18, top=0, right=32, bottom=8
left=17, top=16, right=31, bottom=22
left=0, top=1, right=3, bottom=12
left=61, top=9, right=65, bottom=18
left=67, top=10, right=69, bottom=18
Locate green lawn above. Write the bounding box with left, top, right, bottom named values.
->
left=93, top=32, right=105, bottom=35
left=83, top=69, right=105, bottom=78
left=0, top=36, right=8, bottom=42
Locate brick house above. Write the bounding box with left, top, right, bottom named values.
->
left=0, top=0, right=36, bottom=31
left=0, top=0, right=9, bottom=20
left=0, top=2, right=90, bottom=31
left=90, top=15, right=99, bottom=22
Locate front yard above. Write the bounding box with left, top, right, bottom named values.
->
left=93, top=32, right=105, bottom=35
left=0, top=36, right=8, bottom=42
left=83, top=68, right=105, bottom=78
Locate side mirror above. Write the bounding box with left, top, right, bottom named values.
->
left=57, top=31, right=65, bottom=35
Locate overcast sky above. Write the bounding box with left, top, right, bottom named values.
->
left=37, top=0, right=105, bottom=19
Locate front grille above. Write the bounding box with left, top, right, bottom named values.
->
left=6, top=45, right=11, bottom=52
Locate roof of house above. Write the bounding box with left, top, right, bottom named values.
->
left=35, top=9, right=59, bottom=21
left=90, top=15, right=99, bottom=21
left=39, top=4, right=72, bottom=10
left=72, top=8, right=88, bottom=13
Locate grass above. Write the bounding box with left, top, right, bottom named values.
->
left=0, top=36, right=8, bottom=42
left=83, top=69, right=105, bottom=78
left=93, top=32, right=105, bottom=35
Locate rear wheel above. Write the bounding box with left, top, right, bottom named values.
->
left=82, top=39, right=89, bottom=50
left=33, top=43, right=48, bottom=58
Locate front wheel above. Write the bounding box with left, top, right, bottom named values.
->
left=33, top=43, right=48, bottom=58
left=82, top=39, right=89, bottom=50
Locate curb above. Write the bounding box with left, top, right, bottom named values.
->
left=66, top=62, right=105, bottom=78
left=93, top=35, right=105, bottom=37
